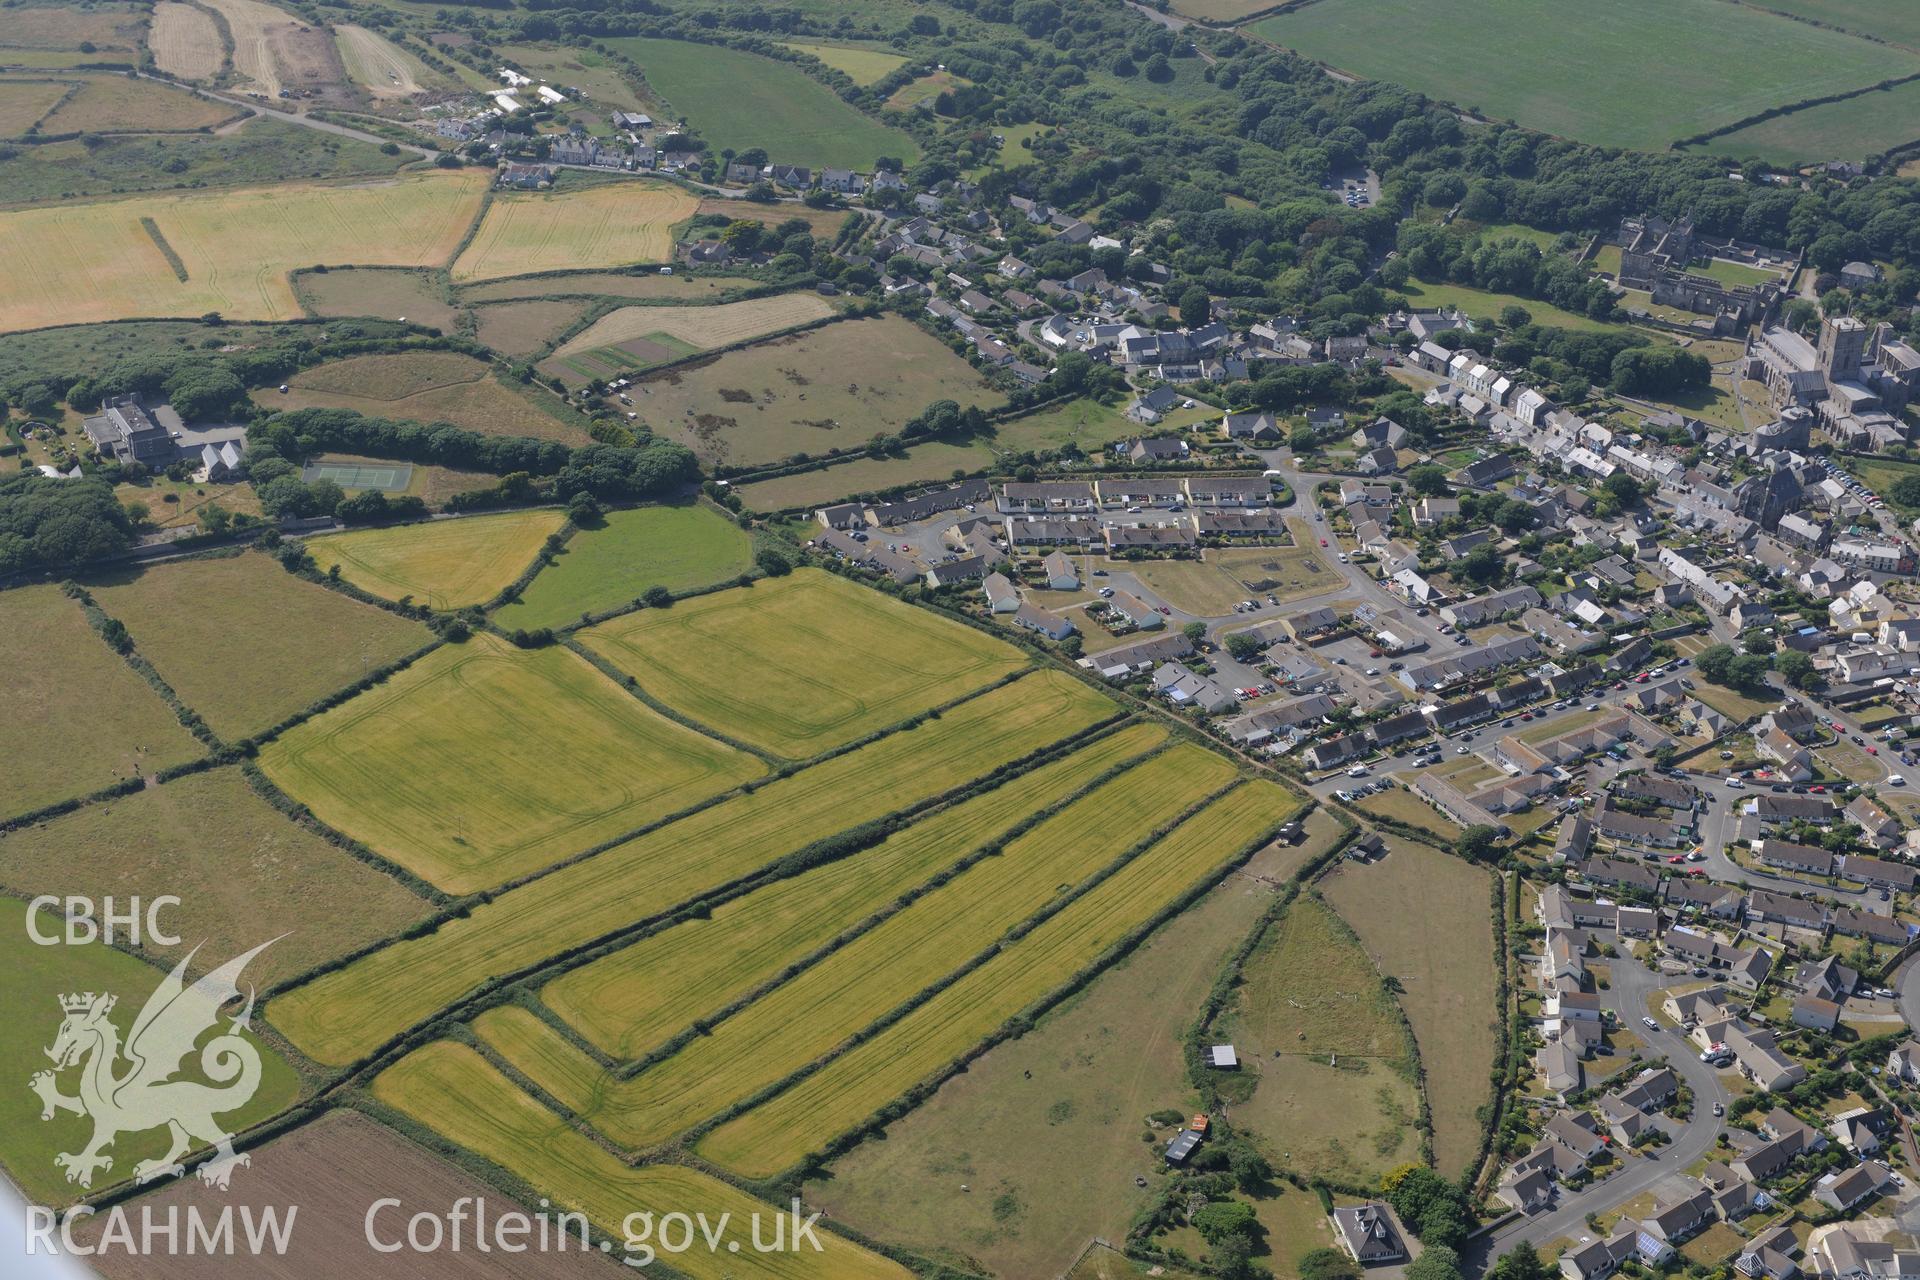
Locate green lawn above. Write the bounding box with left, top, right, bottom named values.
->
left=608, top=38, right=919, bottom=169
left=1399, top=277, right=1626, bottom=334
left=1687, top=258, right=1782, bottom=287
left=492, top=502, right=753, bottom=631
left=1850, top=456, right=1920, bottom=513
left=1250, top=0, right=1919, bottom=152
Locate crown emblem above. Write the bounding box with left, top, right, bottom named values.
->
left=59, top=992, right=112, bottom=1014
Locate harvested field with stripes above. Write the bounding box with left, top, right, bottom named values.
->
left=497, top=746, right=1236, bottom=1153
left=542, top=722, right=1168, bottom=1058
left=257, top=631, right=765, bottom=893
left=698, top=780, right=1294, bottom=1177
left=374, top=1043, right=907, bottom=1280
left=266, top=671, right=1112, bottom=1065
left=581, top=568, right=1026, bottom=758
left=543, top=293, right=837, bottom=383
left=148, top=4, right=226, bottom=80
left=309, top=508, right=568, bottom=610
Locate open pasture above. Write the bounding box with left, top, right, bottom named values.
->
left=546, top=293, right=839, bottom=384
left=543, top=722, right=1168, bottom=1058
left=373, top=1042, right=908, bottom=1280
left=491, top=502, right=752, bottom=631
left=335, top=24, right=447, bottom=98
left=266, top=670, right=1111, bottom=1065
left=1213, top=896, right=1421, bottom=1182
left=0, top=767, right=432, bottom=989
left=148, top=3, right=226, bottom=81
left=609, top=37, right=919, bottom=169
left=88, top=551, right=427, bottom=742
left=581, top=568, right=1028, bottom=758
left=450, top=181, right=699, bottom=283
left=0, top=896, right=302, bottom=1205
left=0, top=6, right=143, bottom=51
left=885, top=69, right=965, bottom=111
left=778, top=40, right=909, bottom=84
left=693, top=197, right=853, bottom=237
left=1323, top=837, right=1497, bottom=1177
left=1748, top=0, right=1920, bottom=48
left=36, top=74, right=237, bottom=135
left=530, top=747, right=1234, bottom=1151
left=0, top=584, right=201, bottom=820
left=0, top=79, right=69, bottom=135
left=74, top=1109, right=624, bottom=1280
left=808, top=812, right=1296, bottom=1280
left=1251, top=0, right=1919, bottom=153
left=277, top=351, right=591, bottom=443
left=699, top=781, right=1291, bottom=1178
left=310, top=508, right=568, bottom=610
left=0, top=169, right=489, bottom=333
left=1690, top=79, right=1920, bottom=165
left=258, top=631, right=765, bottom=893
left=737, top=438, right=998, bottom=511
left=471, top=299, right=587, bottom=356
left=297, top=267, right=461, bottom=330
left=1167, top=0, right=1286, bottom=21
left=625, top=315, right=998, bottom=466
left=460, top=269, right=751, bottom=303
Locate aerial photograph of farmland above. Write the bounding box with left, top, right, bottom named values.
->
left=11, top=0, right=1920, bottom=1278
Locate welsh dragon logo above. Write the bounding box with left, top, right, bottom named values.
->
left=30, top=939, right=276, bottom=1191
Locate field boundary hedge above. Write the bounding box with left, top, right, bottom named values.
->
left=63, top=582, right=225, bottom=751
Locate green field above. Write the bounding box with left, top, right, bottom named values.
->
left=373, top=1042, right=908, bottom=1280
left=310, top=509, right=569, bottom=611
left=89, top=552, right=429, bottom=741
left=543, top=722, right=1168, bottom=1058
left=1213, top=896, right=1422, bottom=1183
left=638, top=315, right=1000, bottom=468
left=1399, top=277, right=1628, bottom=334
left=609, top=38, right=919, bottom=169
left=1747, top=0, right=1920, bottom=48
left=1694, top=79, right=1920, bottom=165
left=0, top=767, right=431, bottom=989
left=1322, top=838, right=1497, bottom=1177
left=1251, top=0, right=1920, bottom=153
left=1854, top=455, right=1920, bottom=512
left=0, top=584, right=202, bottom=820
left=471, top=1006, right=609, bottom=1114
left=0, top=897, right=302, bottom=1204
left=699, top=781, right=1292, bottom=1178
left=508, top=747, right=1234, bottom=1151
left=778, top=40, right=909, bottom=84
left=492, top=502, right=753, bottom=631
left=266, top=671, right=1113, bottom=1065
left=259, top=631, right=766, bottom=893
left=580, top=569, right=1029, bottom=758
left=276, top=351, right=592, bottom=444
left=1125, top=542, right=1334, bottom=616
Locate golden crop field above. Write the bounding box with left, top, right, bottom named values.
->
left=0, top=585, right=201, bottom=821
left=37, top=75, right=236, bottom=135
left=551, top=293, right=837, bottom=358
left=700, top=781, right=1296, bottom=1177
left=543, top=722, right=1168, bottom=1058
left=279, top=351, right=592, bottom=443
left=88, top=551, right=429, bottom=742
left=0, top=171, right=489, bottom=333
left=451, top=181, right=701, bottom=282
left=581, top=569, right=1027, bottom=759
left=267, top=671, right=1112, bottom=1065
left=309, top=508, right=568, bottom=610
left=335, top=24, right=443, bottom=97
left=374, top=1043, right=908, bottom=1280
left=197, top=0, right=303, bottom=97
left=258, top=631, right=765, bottom=894
left=522, top=746, right=1235, bottom=1151
left=1, top=7, right=143, bottom=51
left=471, top=1006, right=609, bottom=1114
left=148, top=4, right=226, bottom=80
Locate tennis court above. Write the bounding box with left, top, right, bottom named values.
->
left=301, top=461, right=414, bottom=493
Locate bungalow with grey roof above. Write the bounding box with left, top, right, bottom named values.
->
left=982, top=572, right=1020, bottom=613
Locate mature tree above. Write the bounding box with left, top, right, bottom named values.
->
left=1179, top=285, right=1211, bottom=327
left=1289, top=424, right=1318, bottom=452
left=1602, top=472, right=1643, bottom=507
left=1192, top=1200, right=1259, bottom=1247
left=1408, top=1245, right=1464, bottom=1280
left=1226, top=631, right=1264, bottom=663
left=1777, top=649, right=1821, bottom=690
left=1459, top=541, right=1505, bottom=586
left=1183, top=620, right=1208, bottom=643
left=1741, top=627, right=1774, bottom=656
left=1693, top=642, right=1736, bottom=685
left=1889, top=475, right=1920, bottom=509
left=1494, top=498, right=1535, bottom=533
left=1489, top=1242, right=1549, bottom=1280
left=1457, top=824, right=1502, bottom=861
left=1407, top=464, right=1450, bottom=496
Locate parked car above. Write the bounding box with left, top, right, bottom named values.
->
left=1643, top=1016, right=1659, bottom=1030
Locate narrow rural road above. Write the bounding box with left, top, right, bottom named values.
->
left=137, top=71, right=439, bottom=160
